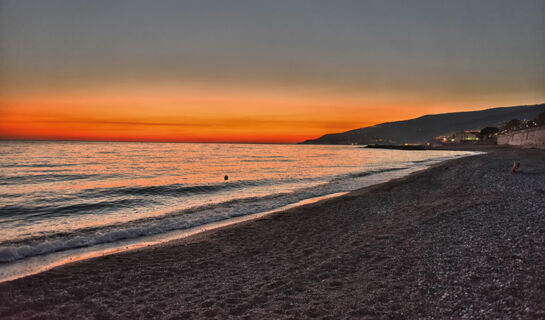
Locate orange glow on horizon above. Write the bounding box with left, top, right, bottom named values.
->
left=2, top=83, right=541, bottom=143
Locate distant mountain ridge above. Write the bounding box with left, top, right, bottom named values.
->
left=300, top=103, right=545, bottom=145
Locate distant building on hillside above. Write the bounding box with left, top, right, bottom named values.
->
left=453, top=131, right=480, bottom=143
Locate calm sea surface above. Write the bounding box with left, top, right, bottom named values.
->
left=0, top=141, right=477, bottom=279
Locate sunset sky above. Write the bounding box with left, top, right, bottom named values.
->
left=1, top=0, right=544, bottom=143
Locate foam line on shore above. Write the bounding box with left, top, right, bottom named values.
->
left=0, top=152, right=482, bottom=283
left=0, top=192, right=348, bottom=283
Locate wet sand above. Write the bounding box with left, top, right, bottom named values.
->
left=1, top=148, right=544, bottom=319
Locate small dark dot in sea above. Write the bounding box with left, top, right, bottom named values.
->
left=224, top=175, right=229, bottom=181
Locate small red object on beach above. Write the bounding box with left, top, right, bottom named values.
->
left=512, top=161, right=520, bottom=173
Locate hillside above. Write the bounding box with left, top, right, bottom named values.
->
left=300, top=103, right=545, bottom=145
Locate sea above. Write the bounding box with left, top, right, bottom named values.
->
left=0, top=141, right=478, bottom=281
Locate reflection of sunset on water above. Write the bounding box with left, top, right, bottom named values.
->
left=0, top=142, right=476, bottom=263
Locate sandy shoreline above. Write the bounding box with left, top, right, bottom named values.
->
left=1, top=147, right=544, bottom=319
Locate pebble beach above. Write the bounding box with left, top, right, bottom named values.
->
left=0, top=147, right=544, bottom=319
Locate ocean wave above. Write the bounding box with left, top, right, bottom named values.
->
left=0, top=164, right=416, bottom=263
left=0, top=168, right=355, bottom=263
left=411, top=159, right=433, bottom=164
left=411, top=155, right=464, bottom=164
left=0, top=177, right=321, bottom=221
left=0, top=223, right=191, bottom=263
left=0, top=193, right=22, bottom=198
left=0, top=163, right=78, bottom=168
left=0, top=145, right=477, bottom=265
left=239, top=159, right=296, bottom=162
left=89, top=181, right=263, bottom=197
left=0, top=193, right=294, bottom=262
left=343, top=167, right=409, bottom=179
left=0, top=199, right=161, bottom=219
left=0, top=167, right=410, bottom=221
left=80, top=178, right=312, bottom=198
left=0, top=173, right=105, bottom=185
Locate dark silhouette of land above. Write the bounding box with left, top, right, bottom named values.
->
left=301, top=103, right=545, bottom=145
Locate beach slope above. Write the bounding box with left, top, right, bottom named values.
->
left=1, top=148, right=544, bottom=319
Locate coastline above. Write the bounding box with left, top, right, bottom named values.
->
left=1, top=147, right=544, bottom=318
left=0, top=149, right=473, bottom=283
left=0, top=191, right=349, bottom=283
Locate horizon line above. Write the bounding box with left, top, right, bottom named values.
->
left=0, top=137, right=303, bottom=145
